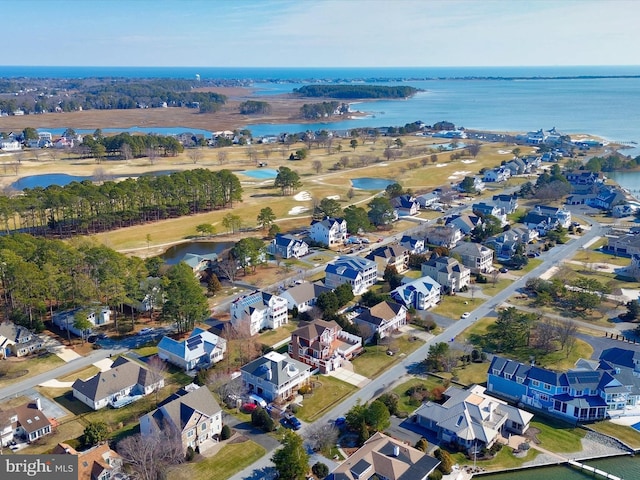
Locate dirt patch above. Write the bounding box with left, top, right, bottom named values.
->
left=524, top=426, right=541, bottom=444
left=228, top=433, right=249, bottom=444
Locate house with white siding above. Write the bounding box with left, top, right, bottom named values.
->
left=230, top=290, right=289, bottom=336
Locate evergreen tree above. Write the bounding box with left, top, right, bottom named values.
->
left=272, top=430, right=309, bottom=480
left=162, top=262, right=209, bottom=334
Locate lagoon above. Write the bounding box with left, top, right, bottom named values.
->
left=351, top=178, right=394, bottom=190
left=11, top=173, right=93, bottom=190
left=162, top=241, right=235, bottom=265
left=241, top=168, right=279, bottom=179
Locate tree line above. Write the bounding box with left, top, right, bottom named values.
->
left=0, top=233, right=210, bottom=336
left=299, top=101, right=348, bottom=119
left=1, top=168, right=242, bottom=236
left=293, top=84, right=419, bottom=99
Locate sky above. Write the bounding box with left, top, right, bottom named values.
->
left=5, top=0, right=640, bottom=67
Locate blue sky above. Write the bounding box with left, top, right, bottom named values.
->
left=6, top=0, right=640, bottom=67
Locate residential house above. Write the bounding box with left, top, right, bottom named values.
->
left=512, top=226, right=539, bottom=244
left=179, top=252, right=218, bottom=276
left=487, top=349, right=640, bottom=422
left=486, top=230, right=521, bottom=262
left=415, top=384, right=533, bottom=452
left=240, top=351, right=312, bottom=403
left=492, top=194, right=519, bottom=215
left=0, top=322, right=43, bottom=359
left=565, top=170, right=605, bottom=187
left=423, top=225, right=463, bottom=248
left=604, top=233, right=640, bottom=256
left=613, top=204, right=639, bottom=218
left=590, top=186, right=627, bottom=210
left=72, top=357, right=164, bottom=410
left=398, top=235, right=426, bottom=254
left=157, top=327, right=227, bottom=372
left=54, top=442, right=123, bottom=480
left=309, top=217, right=348, bottom=247
left=353, top=301, right=407, bottom=342
left=52, top=307, right=112, bottom=338
left=523, top=205, right=572, bottom=235
left=230, top=290, right=289, bottom=336
left=415, top=191, right=440, bottom=209
left=472, top=202, right=507, bottom=226
left=267, top=234, right=309, bottom=259
left=390, top=194, right=420, bottom=216
left=328, top=431, right=440, bottom=480
left=279, top=281, right=333, bottom=313
left=0, top=139, right=21, bottom=151
left=421, top=256, right=470, bottom=293
left=457, top=176, right=486, bottom=193
left=445, top=213, right=483, bottom=236
left=140, top=384, right=222, bottom=454
left=365, top=243, right=410, bottom=275
left=483, top=167, right=511, bottom=183
left=2, top=398, right=53, bottom=444
left=390, top=276, right=441, bottom=311
left=53, top=137, right=74, bottom=149
left=289, top=319, right=362, bottom=373
left=324, top=256, right=377, bottom=295
left=566, top=193, right=598, bottom=206
left=452, top=242, right=494, bottom=273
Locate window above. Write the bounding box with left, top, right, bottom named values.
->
left=201, top=423, right=207, bottom=431
left=543, top=383, right=551, bottom=390
left=531, top=380, right=540, bottom=387
left=505, top=373, right=512, bottom=380
left=187, top=429, right=194, bottom=438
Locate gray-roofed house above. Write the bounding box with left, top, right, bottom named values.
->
left=492, top=194, right=519, bottom=214
left=445, top=213, right=482, bottom=236
left=472, top=202, right=507, bottom=226
left=230, top=290, right=289, bottom=336
left=415, top=384, right=532, bottom=453
left=240, top=351, right=312, bottom=403
left=267, top=233, right=309, bottom=259
left=325, top=256, right=377, bottom=295
left=451, top=242, right=494, bottom=273
left=328, top=431, right=440, bottom=480
left=421, top=256, right=470, bottom=293
left=353, top=301, right=407, bottom=341
left=309, top=217, right=347, bottom=247
left=72, top=357, right=165, bottom=410
left=52, top=307, right=112, bottom=338
left=365, top=243, right=410, bottom=274
left=140, top=384, right=222, bottom=454
left=415, top=191, right=440, bottom=209
left=279, top=281, right=333, bottom=313
left=0, top=322, right=43, bottom=359
left=157, top=327, right=227, bottom=372
left=605, top=233, right=640, bottom=257
left=423, top=225, right=463, bottom=249
left=390, top=276, right=441, bottom=310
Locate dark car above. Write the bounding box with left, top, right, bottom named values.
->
left=334, top=416, right=346, bottom=427
left=283, top=415, right=302, bottom=430
left=499, top=267, right=508, bottom=273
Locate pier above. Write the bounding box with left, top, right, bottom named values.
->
left=568, top=459, right=622, bottom=480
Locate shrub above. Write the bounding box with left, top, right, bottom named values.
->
left=185, top=446, right=195, bottom=461
left=414, top=437, right=429, bottom=452
left=428, top=470, right=443, bottom=480
left=312, top=462, right=329, bottom=479
left=220, top=424, right=232, bottom=440
left=298, top=384, right=312, bottom=395
left=434, top=448, right=453, bottom=474
left=290, top=403, right=299, bottom=414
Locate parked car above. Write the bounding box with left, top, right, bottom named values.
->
left=138, top=327, right=154, bottom=335
left=461, top=312, right=470, bottom=319
left=499, top=267, right=508, bottom=273
left=334, top=416, right=346, bottom=427
left=283, top=415, right=302, bottom=430
left=241, top=403, right=258, bottom=413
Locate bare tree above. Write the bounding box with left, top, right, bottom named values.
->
left=187, top=147, right=202, bottom=164
left=93, top=167, right=108, bottom=184
left=339, top=156, right=350, bottom=169
left=217, top=256, right=238, bottom=283
left=121, top=143, right=133, bottom=161
left=117, top=429, right=184, bottom=480
left=556, top=319, right=578, bottom=355
left=534, top=319, right=557, bottom=353
left=468, top=141, right=482, bottom=158
left=217, top=150, right=228, bottom=165
left=305, top=423, right=339, bottom=453
left=247, top=147, right=257, bottom=165
left=147, top=355, right=168, bottom=405
left=262, top=148, right=271, bottom=162
left=146, top=147, right=158, bottom=165
left=430, top=153, right=438, bottom=164
left=312, top=160, right=322, bottom=174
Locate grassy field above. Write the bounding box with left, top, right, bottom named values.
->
left=571, top=249, right=631, bottom=267
left=258, top=321, right=298, bottom=347
left=352, top=336, right=424, bottom=378
left=167, top=439, right=266, bottom=480
left=589, top=422, right=640, bottom=450
left=531, top=418, right=586, bottom=453
left=438, top=361, right=491, bottom=386
left=0, top=353, right=65, bottom=389
left=296, top=375, right=357, bottom=423
left=432, top=296, right=485, bottom=319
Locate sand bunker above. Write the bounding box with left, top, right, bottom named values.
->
left=436, top=163, right=449, bottom=168
left=293, top=191, right=312, bottom=201
left=288, top=206, right=309, bottom=215
left=326, top=195, right=340, bottom=200
left=497, top=150, right=512, bottom=154
left=461, top=160, right=476, bottom=164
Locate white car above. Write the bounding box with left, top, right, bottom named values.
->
left=461, top=312, right=471, bottom=319
left=138, top=327, right=154, bottom=335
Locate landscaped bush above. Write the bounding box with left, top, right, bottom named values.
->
left=220, top=424, right=232, bottom=440
left=428, top=469, right=443, bottom=480
left=312, top=462, right=329, bottom=479
left=298, top=384, right=312, bottom=395
left=185, top=446, right=195, bottom=461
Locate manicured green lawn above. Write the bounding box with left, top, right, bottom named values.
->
left=352, top=336, right=424, bottom=378
left=297, top=375, right=357, bottom=423
left=391, top=376, right=447, bottom=414
left=589, top=422, right=640, bottom=450
left=168, top=440, right=266, bottom=480
left=258, top=321, right=298, bottom=346
left=452, top=446, right=539, bottom=471
left=132, top=345, right=158, bottom=357
left=57, top=365, right=100, bottom=382
left=572, top=249, right=631, bottom=267
left=531, top=419, right=586, bottom=453
left=438, top=361, right=490, bottom=386
left=432, top=296, right=485, bottom=319
left=510, top=258, right=542, bottom=275
left=479, top=278, right=512, bottom=295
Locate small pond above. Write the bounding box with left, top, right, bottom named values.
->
left=241, top=168, right=279, bottom=179
left=162, top=241, right=235, bottom=265
left=11, top=174, right=93, bottom=190
left=351, top=177, right=395, bottom=190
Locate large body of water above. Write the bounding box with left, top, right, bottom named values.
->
left=2, top=65, right=640, bottom=155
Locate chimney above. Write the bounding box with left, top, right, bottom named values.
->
left=393, top=445, right=400, bottom=457
left=35, top=397, right=42, bottom=411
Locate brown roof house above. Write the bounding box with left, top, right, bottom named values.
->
left=53, top=442, right=123, bottom=480
left=0, top=398, right=52, bottom=444
left=72, top=357, right=164, bottom=410
left=353, top=301, right=407, bottom=342
left=140, top=384, right=222, bottom=454
left=289, top=319, right=362, bottom=374
left=329, top=432, right=440, bottom=480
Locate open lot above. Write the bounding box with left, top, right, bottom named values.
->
left=351, top=335, right=424, bottom=378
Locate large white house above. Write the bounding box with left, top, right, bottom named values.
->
left=421, top=256, right=470, bottom=293
left=309, top=217, right=347, bottom=247
left=324, top=256, right=377, bottom=295
left=230, top=290, right=289, bottom=336
left=390, top=276, right=441, bottom=310
left=52, top=307, right=112, bottom=337
left=157, top=327, right=226, bottom=372
left=267, top=234, right=309, bottom=259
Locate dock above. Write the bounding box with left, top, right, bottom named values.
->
left=567, top=460, right=622, bottom=480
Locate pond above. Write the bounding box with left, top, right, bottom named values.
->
left=161, top=240, right=235, bottom=265
left=10, top=170, right=177, bottom=190
left=241, top=168, right=279, bottom=179
left=351, top=177, right=395, bottom=190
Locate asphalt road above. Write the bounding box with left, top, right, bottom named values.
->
left=229, top=221, right=607, bottom=479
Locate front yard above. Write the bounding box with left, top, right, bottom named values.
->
left=432, top=296, right=485, bottom=319
left=0, top=353, right=65, bottom=389
left=351, top=335, right=424, bottom=378
left=296, top=375, right=357, bottom=423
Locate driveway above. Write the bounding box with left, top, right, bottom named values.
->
left=327, top=367, right=370, bottom=387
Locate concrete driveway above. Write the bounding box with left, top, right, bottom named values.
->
left=327, top=367, right=370, bottom=387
